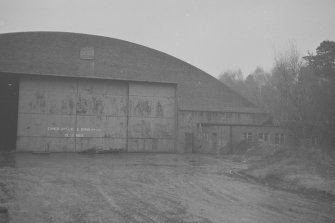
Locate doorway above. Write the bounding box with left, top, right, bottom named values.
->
left=212, top=132, right=217, bottom=153
left=0, top=74, right=19, bottom=151
left=185, top=133, right=194, bottom=153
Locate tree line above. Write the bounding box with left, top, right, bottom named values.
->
left=218, top=41, right=335, bottom=148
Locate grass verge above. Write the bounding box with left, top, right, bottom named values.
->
left=239, top=145, right=335, bottom=199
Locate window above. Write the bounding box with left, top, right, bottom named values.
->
left=258, top=133, right=269, bottom=142
left=210, top=112, right=218, bottom=122
left=236, top=113, right=241, bottom=120
left=280, top=133, right=284, bottom=144
left=275, top=133, right=279, bottom=144
left=227, top=112, right=233, bottom=120
left=247, top=132, right=253, bottom=143
left=220, top=112, right=226, bottom=122
left=203, top=133, right=209, bottom=141
left=243, top=132, right=253, bottom=143
left=275, top=133, right=284, bottom=145
left=198, top=112, right=204, bottom=121
left=258, top=133, right=264, bottom=141
left=191, top=111, right=196, bottom=119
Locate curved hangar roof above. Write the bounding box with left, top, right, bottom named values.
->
left=0, top=32, right=257, bottom=112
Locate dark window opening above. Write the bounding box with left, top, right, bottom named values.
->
left=0, top=74, right=19, bottom=151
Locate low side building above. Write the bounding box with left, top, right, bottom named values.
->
left=0, top=32, right=285, bottom=153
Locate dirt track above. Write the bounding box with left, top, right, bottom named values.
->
left=0, top=153, right=334, bottom=223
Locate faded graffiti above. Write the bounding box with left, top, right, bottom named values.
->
left=91, top=96, right=104, bottom=115
left=76, top=97, right=89, bottom=114
left=134, top=100, right=152, bottom=116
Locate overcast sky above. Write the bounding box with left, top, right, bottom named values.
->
left=0, top=0, right=334, bottom=78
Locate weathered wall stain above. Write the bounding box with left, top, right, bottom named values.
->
left=155, top=101, right=164, bottom=117
left=142, top=119, right=151, bottom=138
left=35, top=92, right=46, bottom=112
left=91, top=96, right=104, bottom=115
left=26, top=91, right=46, bottom=112
left=120, top=102, right=128, bottom=115
left=60, top=97, right=73, bottom=113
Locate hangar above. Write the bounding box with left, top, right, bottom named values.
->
left=0, top=32, right=284, bottom=153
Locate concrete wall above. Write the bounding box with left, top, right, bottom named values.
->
left=16, top=76, right=175, bottom=152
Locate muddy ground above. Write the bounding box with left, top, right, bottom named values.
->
left=0, top=153, right=334, bottom=223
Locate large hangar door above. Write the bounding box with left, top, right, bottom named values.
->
left=128, top=82, right=176, bottom=152
left=75, top=79, right=128, bottom=151
left=17, top=78, right=77, bottom=152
